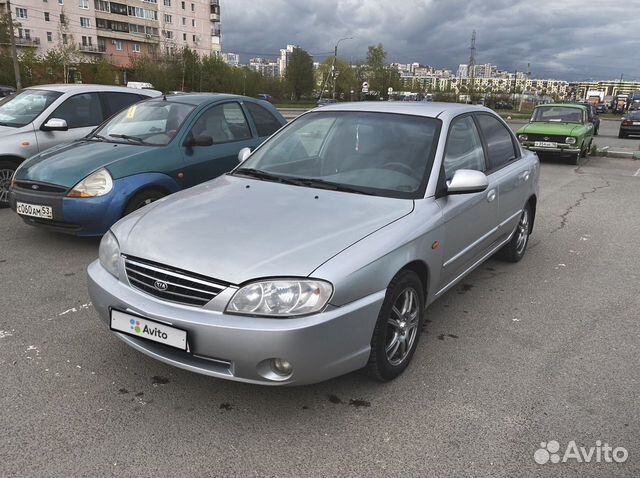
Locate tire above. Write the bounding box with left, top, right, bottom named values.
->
left=594, top=126, right=599, bottom=136
left=618, top=131, right=625, bottom=139
left=496, top=203, right=531, bottom=263
left=0, top=160, right=17, bottom=208
left=572, top=151, right=581, bottom=165
left=366, top=270, right=424, bottom=382
left=123, top=189, right=167, bottom=216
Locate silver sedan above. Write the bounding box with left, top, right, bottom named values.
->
left=88, top=102, right=539, bottom=386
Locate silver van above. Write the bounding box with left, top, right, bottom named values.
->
left=0, top=84, right=160, bottom=206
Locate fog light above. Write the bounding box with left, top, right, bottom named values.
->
left=271, top=358, right=293, bottom=376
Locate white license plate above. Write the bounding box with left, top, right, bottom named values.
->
left=16, top=201, right=53, bottom=219
left=110, top=309, right=188, bottom=351
left=633, top=122, right=640, bottom=125
left=534, top=141, right=557, bottom=148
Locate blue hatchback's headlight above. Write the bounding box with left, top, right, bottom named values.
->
left=227, top=279, right=333, bottom=317
left=68, top=168, right=113, bottom=198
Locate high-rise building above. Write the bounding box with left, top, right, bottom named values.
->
left=0, top=0, right=221, bottom=68
left=278, top=44, right=295, bottom=77
left=222, top=52, right=239, bottom=67
left=249, top=57, right=279, bottom=78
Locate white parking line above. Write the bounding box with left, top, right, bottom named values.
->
left=633, top=168, right=640, bottom=177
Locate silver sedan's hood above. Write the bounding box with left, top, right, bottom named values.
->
left=116, top=175, right=414, bottom=285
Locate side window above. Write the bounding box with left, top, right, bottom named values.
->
left=245, top=102, right=282, bottom=137
left=189, top=102, right=251, bottom=144
left=50, top=93, right=103, bottom=128
left=221, top=102, right=251, bottom=141
left=102, top=92, right=144, bottom=118
left=443, top=116, right=486, bottom=181
left=476, top=114, right=517, bottom=169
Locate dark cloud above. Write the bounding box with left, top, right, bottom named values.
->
left=221, top=0, right=640, bottom=81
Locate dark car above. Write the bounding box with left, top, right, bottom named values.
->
left=595, top=103, right=608, bottom=114
left=256, top=94, right=272, bottom=103
left=0, top=85, right=16, bottom=98
left=618, top=110, right=640, bottom=138
left=585, top=104, right=600, bottom=135
left=494, top=101, right=514, bottom=110
left=317, top=98, right=338, bottom=107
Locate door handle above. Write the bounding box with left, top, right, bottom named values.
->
left=520, top=171, right=530, bottom=182
left=487, top=189, right=496, bottom=202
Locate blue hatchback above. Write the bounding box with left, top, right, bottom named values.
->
left=9, top=94, right=286, bottom=236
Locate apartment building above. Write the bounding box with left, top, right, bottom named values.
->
left=0, top=0, right=221, bottom=67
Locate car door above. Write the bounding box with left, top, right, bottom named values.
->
left=475, top=113, right=531, bottom=242
left=180, top=101, right=259, bottom=188
left=435, top=114, right=500, bottom=290
left=35, top=92, right=103, bottom=152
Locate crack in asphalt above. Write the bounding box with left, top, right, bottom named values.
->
left=550, top=180, right=611, bottom=234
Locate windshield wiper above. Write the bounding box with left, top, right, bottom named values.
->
left=283, top=177, right=374, bottom=195
left=234, top=169, right=373, bottom=195
left=86, top=133, right=109, bottom=142
left=234, top=168, right=301, bottom=185
left=108, top=133, right=150, bottom=145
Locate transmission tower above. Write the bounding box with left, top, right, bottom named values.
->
left=468, top=30, right=476, bottom=101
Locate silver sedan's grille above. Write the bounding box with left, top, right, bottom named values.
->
left=124, top=256, right=227, bottom=307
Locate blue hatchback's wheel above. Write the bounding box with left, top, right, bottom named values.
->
left=124, top=189, right=167, bottom=216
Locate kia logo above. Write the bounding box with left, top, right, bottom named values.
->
left=154, top=280, right=168, bottom=291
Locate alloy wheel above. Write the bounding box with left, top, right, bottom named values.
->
left=0, top=168, right=14, bottom=204
left=515, top=209, right=529, bottom=255
left=386, top=288, right=420, bottom=366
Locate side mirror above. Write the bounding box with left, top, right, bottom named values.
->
left=447, top=169, right=489, bottom=195
left=184, top=134, right=213, bottom=147
left=41, top=118, right=68, bottom=131
left=238, top=147, right=251, bottom=163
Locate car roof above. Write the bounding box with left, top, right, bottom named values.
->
left=25, top=84, right=160, bottom=96
left=157, top=93, right=258, bottom=106
left=314, top=101, right=493, bottom=119
left=537, top=103, right=587, bottom=110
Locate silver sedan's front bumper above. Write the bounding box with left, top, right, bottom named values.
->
left=87, top=260, right=384, bottom=386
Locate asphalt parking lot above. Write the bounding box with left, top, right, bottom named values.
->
left=1, top=154, right=639, bottom=477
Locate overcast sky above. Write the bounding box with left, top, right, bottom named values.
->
left=221, top=0, right=640, bottom=81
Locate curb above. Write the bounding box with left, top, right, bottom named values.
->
left=597, top=149, right=639, bottom=159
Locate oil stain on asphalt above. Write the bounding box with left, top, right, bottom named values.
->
left=151, top=376, right=170, bottom=385
left=327, top=395, right=371, bottom=408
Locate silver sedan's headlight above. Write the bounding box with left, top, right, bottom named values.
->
left=68, top=168, right=113, bottom=198
left=99, top=231, right=120, bottom=278
left=227, top=279, right=333, bottom=317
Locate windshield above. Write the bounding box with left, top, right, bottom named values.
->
left=0, top=89, right=62, bottom=127
left=236, top=111, right=440, bottom=199
left=531, top=106, right=584, bottom=123
left=92, top=100, right=195, bottom=146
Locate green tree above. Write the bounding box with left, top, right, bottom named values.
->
left=285, top=47, right=314, bottom=100
left=364, top=44, right=400, bottom=99
left=317, top=57, right=356, bottom=101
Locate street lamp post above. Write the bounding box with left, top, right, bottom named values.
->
left=331, top=37, right=353, bottom=100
